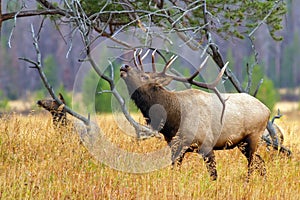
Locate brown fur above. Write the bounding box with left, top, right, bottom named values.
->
left=121, top=64, right=270, bottom=180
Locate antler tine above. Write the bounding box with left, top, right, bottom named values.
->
left=133, top=49, right=139, bottom=69
left=164, top=61, right=228, bottom=89
left=137, top=49, right=144, bottom=71
left=203, top=61, right=229, bottom=89
left=151, top=49, right=157, bottom=72
left=162, top=55, right=178, bottom=74
left=188, top=56, right=209, bottom=81
left=188, top=61, right=228, bottom=89
left=190, top=61, right=229, bottom=124
left=138, top=49, right=151, bottom=71
left=211, top=87, right=228, bottom=124
left=147, top=54, right=229, bottom=124
left=141, top=49, right=151, bottom=61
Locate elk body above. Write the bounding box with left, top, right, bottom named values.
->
left=120, top=51, right=270, bottom=180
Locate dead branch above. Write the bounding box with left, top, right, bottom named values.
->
left=265, top=121, right=292, bottom=156
left=265, top=109, right=291, bottom=156
left=201, top=1, right=244, bottom=93
left=19, top=24, right=90, bottom=126
left=1, top=9, right=66, bottom=21
left=271, top=109, right=283, bottom=124
left=245, top=63, right=253, bottom=94
left=0, top=1, right=2, bottom=38
left=253, top=78, right=263, bottom=97
left=86, top=48, right=161, bottom=139
left=68, top=1, right=160, bottom=139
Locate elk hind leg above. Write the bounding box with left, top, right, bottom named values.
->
left=238, top=135, right=266, bottom=178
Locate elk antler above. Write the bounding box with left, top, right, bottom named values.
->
left=133, top=48, right=151, bottom=71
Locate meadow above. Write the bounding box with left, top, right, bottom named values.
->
left=0, top=108, right=300, bottom=199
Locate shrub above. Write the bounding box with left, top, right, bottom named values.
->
left=256, top=76, right=280, bottom=111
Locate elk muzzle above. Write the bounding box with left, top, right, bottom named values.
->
left=120, top=64, right=130, bottom=78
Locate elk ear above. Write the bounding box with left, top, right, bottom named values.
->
left=155, top=76, right=173, bottom=86
left=58, top=93, right=66, bottom=104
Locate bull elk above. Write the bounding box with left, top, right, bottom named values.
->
left=120, top=49, right=270, bottom=180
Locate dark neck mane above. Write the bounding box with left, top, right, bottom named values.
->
left=130, top=84, right=181, bottom=142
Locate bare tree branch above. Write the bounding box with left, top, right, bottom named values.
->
left=271, top=109, right=283, bottom=124
left=265, top=121, right=291, bottom=156
left=202, top=0, right=244, bottom=93
left=63, top=1, right=160, bottom=139
left=245, top=63, right=253, bottom=94
left=19, top=24, right=90, bottom=126
left=1, top=9, right=66, bottom=21
left=253, top=78, right=263, bottom=97
left=86, top=48, right=161, bottom=139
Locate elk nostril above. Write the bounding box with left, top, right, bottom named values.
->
left=36, top=100, right=43, bottom=107
left=120, top=64, right=129, bottom=72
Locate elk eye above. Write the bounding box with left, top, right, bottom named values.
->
left=141, top=74, right=149, bottom=81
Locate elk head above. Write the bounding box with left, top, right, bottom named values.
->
left=120, top=64, right=173, bottom=95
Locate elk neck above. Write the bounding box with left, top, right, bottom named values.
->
left=130, top=83, right=181, bottom=142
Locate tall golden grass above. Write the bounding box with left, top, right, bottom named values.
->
left=0, top=111, right=299, bottom=199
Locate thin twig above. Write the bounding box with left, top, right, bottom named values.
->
left=8, top=3, right=25, bottom=48
left=245, top=63, right=253, bottom=94
left=271, top=109, right=283, bottom=124
left=253, top=78, right=263, bottom=97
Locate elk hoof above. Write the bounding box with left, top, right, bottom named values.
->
left=209, top=170, right=218, bottom=181
left=171, top=160, right=182, bottom=170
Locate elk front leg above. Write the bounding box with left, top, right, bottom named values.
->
left=252, top=154, right=266, bottom=176
left=170, top=136, right=189, bottom=167
left=201, top=150, right=217, bottom=180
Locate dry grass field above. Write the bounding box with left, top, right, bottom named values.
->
left=0, top=107, right=300, bottom=199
